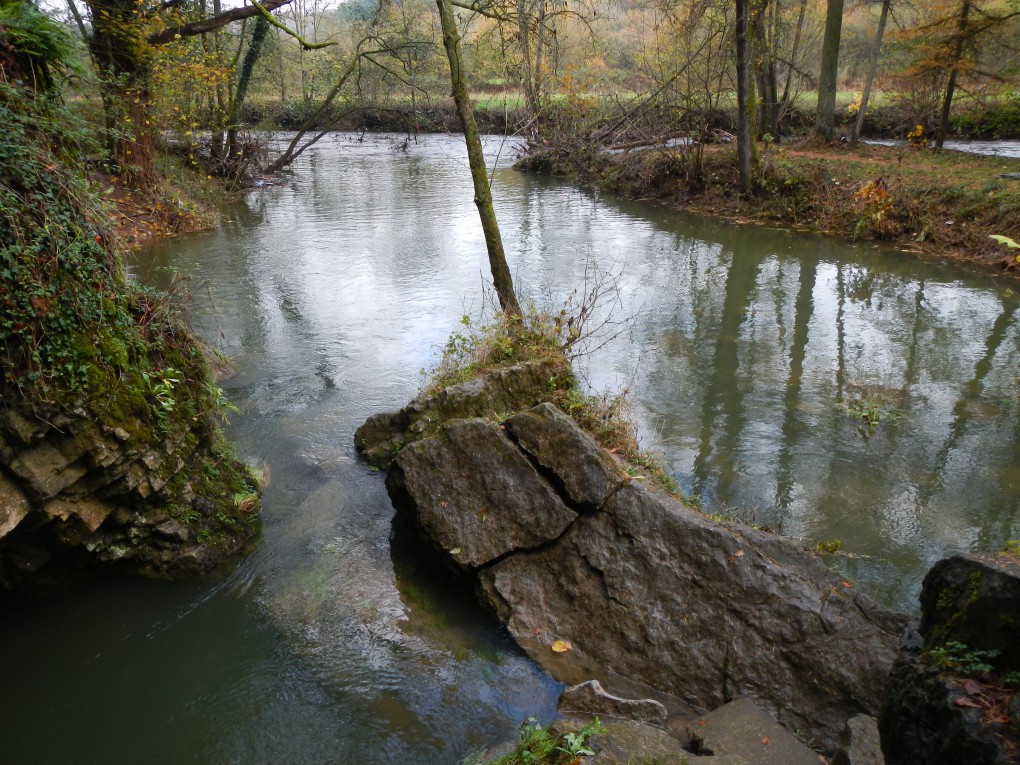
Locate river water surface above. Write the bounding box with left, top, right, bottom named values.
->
left=2, top=133, right=1019, bottom=764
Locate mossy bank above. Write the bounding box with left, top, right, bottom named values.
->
left=0, top=81, right=260, bottom=592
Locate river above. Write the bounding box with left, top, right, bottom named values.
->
left=1, top=132, right=1018, bottom=764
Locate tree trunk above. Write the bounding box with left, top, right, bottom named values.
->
left=437, top=0, right=522, bottom=315
left=780, top=0, right=807, bottom=109
left=516, top=0, right=539, bottom=117
left=852, top=0, right=891, bottom=142
left=814, top=0, right=844, bottom=141
left=936, top=0, right=972, bottom=149
left=86, top=0, right=159, bottom=190
left=226, top=14, right=270, bottom=157
left=735, top=0, right=755, bottom=191
left=751, top=0, right=778, bottom=138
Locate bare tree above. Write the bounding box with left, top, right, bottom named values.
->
left=437, top=0, right=522, bottom=315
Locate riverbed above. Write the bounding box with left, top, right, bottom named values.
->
left=1, top=132, right=1017, bottom=764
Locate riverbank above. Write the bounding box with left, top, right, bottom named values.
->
left=95, top=154, right=235, bottom=250
left=517, top=137, right=1020, bottom=278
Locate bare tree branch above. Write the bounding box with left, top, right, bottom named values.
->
left=147, top=0, right=293, bottom=45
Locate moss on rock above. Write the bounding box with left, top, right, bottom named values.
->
left=0, top=79, right=260, bottom=590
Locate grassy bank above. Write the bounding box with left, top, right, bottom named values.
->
left=518, top=137, right=1020, bottom=277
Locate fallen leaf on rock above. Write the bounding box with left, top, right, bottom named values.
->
left=734, top=550, right=745, bottom=558
left=551, top=640, right=573, bottom=653
left=449, top=548, right=462, bottom=555
left=761, top=736, right=770, bottom=746
left=961, top=678, right=984, bottom=695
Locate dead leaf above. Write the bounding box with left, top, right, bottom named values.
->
left=761, top=736, right=770, bottom=746
left=961, top=678, right=984, bottom=695
left=551, top=639, right=573, bottom=653
left=734, top=550, right=745, bottom=558
left=449, top=548, right=462, bottom=555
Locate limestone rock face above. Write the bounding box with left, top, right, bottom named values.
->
left=880, top=553, right=1020, bottom=764
left=363, top=396, right=906, bottom=753
left=0, top=398, right=260, bottom=590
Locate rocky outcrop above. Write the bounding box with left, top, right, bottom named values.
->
left=0, top=82, right=260, bottom=592
left=0, top=396, right=260, bottom=590
left=361, top=390, right=906, bottom=753
left=880, top=553, right=1020, bottom=764
left=354, top=359, right=572, bottom=469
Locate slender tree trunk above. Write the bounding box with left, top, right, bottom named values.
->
left=936, top=0, right=972, bottom=149
left=533, top=0, right=547, bottom=111
left=437, top=0, right=522, bottom=315
left=735, top=0, right=755, bottom=191
left=780, top=0, right=807, bottom=108
left=226, top=14, right=270, bottom=157
left=852, top=0, right=891, bottom=142
left=751, top=0, right=778, bottom=138
left=814, top=0, right=844, bottom=141
left=516, top=0, right=538, bottom=116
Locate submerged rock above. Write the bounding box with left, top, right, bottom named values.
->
left=361, top=387, right=906, bottom=753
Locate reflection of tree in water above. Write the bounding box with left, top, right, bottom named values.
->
left=691, top=248, right=765, bottom=511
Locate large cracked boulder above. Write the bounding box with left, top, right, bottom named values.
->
left=386, top=418, right=579, bottom=569
left=363, top=395, right=906, bottom=753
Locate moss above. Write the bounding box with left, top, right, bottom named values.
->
left=421, top=312, right=682, bottom=498
left=928, top=571, right=985, bottom=650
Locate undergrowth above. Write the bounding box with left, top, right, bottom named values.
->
left=464, top=717, right=605, bottom=765
left=422, top=309, right=680, bottom=495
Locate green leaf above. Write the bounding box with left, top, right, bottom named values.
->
left=989, top=234, right=1020, bottom=248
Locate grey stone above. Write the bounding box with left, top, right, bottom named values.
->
left=355, top=359, right=570, bottom=469
left=558, top=680, right=668, bottom=727
left=880, top=551, right=1020, bottom=765
left=577, top=718, right=699, bottom=765
left=832, top=715, right=883, bottom=765
left=9, top=440, right=87, bottom=499
left=880, top=651, right=1011, bottom=765
left=504, top=403, right=626, bottom=511
left=0, top=472, right=30, bottom=538
left=154, top=519, right=190, bottom=542
left=479, top=478, right=902, bottom=752
left=919, top=552, right=1020, bottom=672
left=42, top=497, right=114, bottom=532
left=387, top=418, right=577, bottom=569
left=686, top=698, right=820, bottom=765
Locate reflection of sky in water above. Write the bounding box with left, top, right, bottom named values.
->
left=5, top=132, right=1015, bottom=764
left=157, top=132, right=1017, bottom=612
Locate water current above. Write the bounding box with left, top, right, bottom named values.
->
left=1, top=132, right=1018, bottom=764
